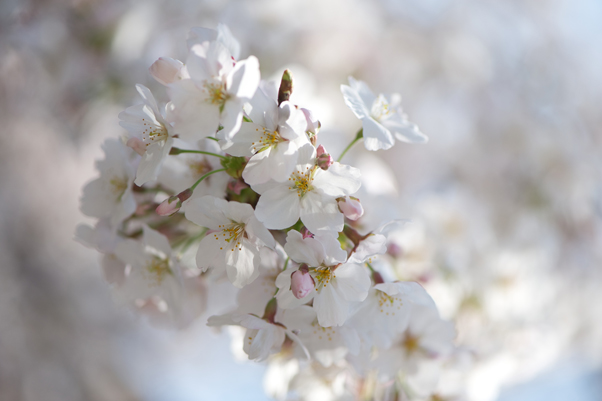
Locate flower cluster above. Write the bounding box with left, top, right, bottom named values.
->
left=77, top=24, right=454, bottom=400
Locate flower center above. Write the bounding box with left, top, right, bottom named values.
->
left=109, top=176, right=128, bottom=200
left=370, top=94, right=392, bottom=121
left=312, top=266, right=335, bottom=290
left=203, top=81, right=227, bottom=106
left=251, top=127, right=285, bottom=153
left=146, top=256, right=172, bottom=286
left=140, top=117, right=169, bottom=145
left=188, top=159, right=213, bottom=178
left=288, top=166, right=315, bottom=197
left=402, top=332, right=421, bottom=355
left=214, top=222, right=246, bottom=252
left=376, top=290, right=403, bottom=316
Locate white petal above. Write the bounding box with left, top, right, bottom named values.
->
left=196, top=235, right=227, bottom=273
left=312, top=162, right=361, bottom=197
left=168, top=80, right=220, bottom=140
left=134, top=138, right=172, bottom=186
left=245, top=217, right=276, bottom=249
left=221, top=122, right=263, bottom=156
left=255, top=186, right=301, bottom=230
left=348, top=77, right=377, bottom=107
left=135, top=84, right=160, bottom=116
left=278, top=101, right=307, bottom=140
left=348, top=233, right=387, bottom=264
left=299, top=192, right=343, bottom=234
left=247, top=85, right=277, bottom=127
left=341, top=84, right=369, bottom=119
left=187, top=27, right=217, bottom=50
left=381, top=114, right=428, bottom=143
left=334, top=263, right=370, bottom=302
left=220, top=98, right=244, bottom=140
left=283, top=230, right=325, bottom=267
left=362, top=118, right=395, bottom=151
left=224, top=200, right=255, bottom=223
left=314, top=284, right=348, bottom=327
left=184, top=196, right=230, bottom=229
left=216, top=23, right=241, bottom=60
left=225, top=239, right=260, bottom=287
left=227, top=56, right=260, bottom=100
left=143, top=226, right=172, bottom=256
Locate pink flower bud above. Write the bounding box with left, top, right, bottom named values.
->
left=338, top=196, right=364, bottom=220
left=126, top=137, right=146, bottom=156
left=149, top=57, right=183, bottom=86
left=316, top=145, right=333, bottom=170
left=291, top=270, right=315, bottom=299
left=156, top=195, right=181, bottom=216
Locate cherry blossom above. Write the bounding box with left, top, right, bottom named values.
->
left=341, top=76, right=428, bottom=151
left=220, top=85, right=311, bottom=185
left=80, top=138, right=136, bottom=227
left=118, top=84, right=176, bottom=186
left=253, top=145, right=361, bottom=234
left=184, top=196, right=275, bottom=287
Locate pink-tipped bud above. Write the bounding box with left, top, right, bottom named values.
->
left=156, top=195, right=181, bottom=216
left=316, top=145, right=333, bottom=170
left=338, top=196, right=364, bottom=220
left=291, top=269, right=315, bottom=299
left=149, top=57, right=183, bottom=86
left=127, top=137, right=146, bottom=156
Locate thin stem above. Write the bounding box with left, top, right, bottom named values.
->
left=337, top=129, right=363, bottom=162
left=190, top=168, right=226, bottom=191
left=170, top=148, right=225, bottom=159
left=206, top=137, right=219, bottom=142
left=283, top=257, right=290, bottom=271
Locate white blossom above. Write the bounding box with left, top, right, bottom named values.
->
left=167, top=40, right=259, bottom=142
left=80, top=138, right=136, bottom=226
left=276, top=230, right=370, bottom=327
left=253, top=145, right=361, bottom=233
left=220, top=85, right=311, bottom=185
left=341, top=76, right=427, bottom=151
left=119, top=84, right=176, bottom=186
left=184, top=196, right=275, bottom=287
left=113, top=226, right=207, bottom=328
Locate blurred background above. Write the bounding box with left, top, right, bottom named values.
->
left=1, top=0, right=601, bottom=400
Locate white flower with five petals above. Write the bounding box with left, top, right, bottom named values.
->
left=184, top=196, right=275, bottom=288
left=119, top=84, right=176, bottom=186
left=341, top=77, right=427, bottom=151
left=276, top=230, right=370, bottom=327
left=220, top=85, right=311, bottom=185
left=168, top=40, right=259, bottom=142
left=80, top=138, right=136, bottom=226
left=253, top=146, right=361, bottom=234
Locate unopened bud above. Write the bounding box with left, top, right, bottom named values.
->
left=338, top=196, right=364, bottom=220
left=278, top=69, right=293, bottom=105
left=316, top=145, right=333, bottom=170
left=156, top=195, right=182, bottom=216
left=127, top=137, right=146, bottom=156
left=149, top=57, right=184, bottom=86
left=291, top=269, right=315, bottom=299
